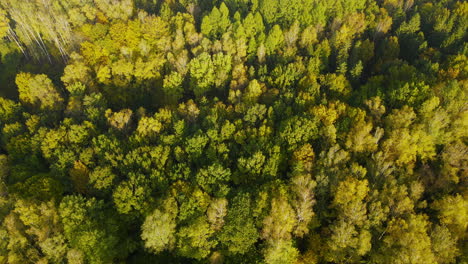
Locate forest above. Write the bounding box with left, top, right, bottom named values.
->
left=0, top=0, right=466, bottom=263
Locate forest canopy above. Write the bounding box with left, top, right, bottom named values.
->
left=0, top=0, right=467, bottom=263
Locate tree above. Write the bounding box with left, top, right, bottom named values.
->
left=59, top=195, right=127, bottom=264
left=438, top=141, right=467, bottom=188
left=196, top=163, right=231, bottom=196
left=69, top=161, right=89, bottom=194
left=265, top=25, right=284, bottom=55
left=185, top=132, right=210, bottom=163
left=323, top=219, right=371, bottom=263
left=279, top=116, right=318, bottom=149
left=112, top=173, right=152, bottom=215
left=2, top=211, right=43, bottom=264
left=2, top=199, right=67, bottom=264
left=431, top=194, right=467, bottom=239
left=0, top=0, right=76, bottom=61
left=290, top=173, right=316, bottom=237
left=236, top=151, right=266, bottom=183
left=105, top=108, right=133, bottom=133
left=89, top=166, right=116, bottom=191
left=262, top=196, right=296, bottom=242
left=0, top=8, right=8, bottom=39
left=345, top=109, right=379, bottom=153
left=219, top=193, right=258, bottom=254
left=263, top=239, right=299, bottom=264
left=332, top=177, right=369, bottom=224
left=0, top=97, right=21, bottom=126
left=94, top=0, right=133, bottom=20
left=323, top=177, right=371, bottom=262
left=15, top=73, right=64, bottom=112
left=176, top=216, right=216, bottom=260
left=0, top=1, right=467, bottom=263
left=430, top=225, right=460, bottom=264
left=162, top=71, right=184, bottom=104
left=243, top=79, right=264, bottom=104
left=372, top=214, right=436, bottom=264
left=61, top=53, right=94, bottom=87
left=188, top=52, right=215, bottom=97
left=201, top=3, right=231, bottom=39
left=10, top=173, right=63, bottom=201
left=141, top=197, right=178, bottom=254
left=207, top=198, right=228, bottom=231
left=320, top=73, right=352, bottom=97
left=212, top=52, right=232, bottom=89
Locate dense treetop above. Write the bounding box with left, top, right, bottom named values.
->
left=0, top=0, right=467, bottom=263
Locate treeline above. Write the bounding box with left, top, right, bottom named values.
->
left=0, top=0, right=467, bottom=263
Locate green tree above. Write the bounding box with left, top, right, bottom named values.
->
left=113, top=173, right=152, bottom=215
left=0, top=97, right=21, bottom=126
left=176, top=216, right=216, bottom=260
left=201, top=3, right=231, bottom=39
left=219, top=193, right=258, bottom=254
left=89, top=166, right=116, bottom=191
left=59, top=195, right=127, bottom=264
left=162, top=71, right=184, bottom=105
left=15, top=73, right=64, bottom=112
left=265, top=25, right=284, bottom=55
left=188, top=52, right=215, bottom=97
left=196, top=163, right=231, bottom=196
left=141, top=197, right=178, bottom=254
